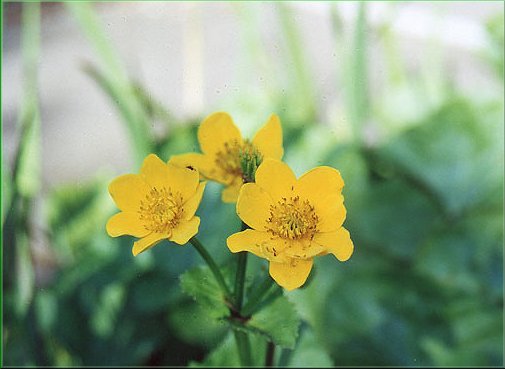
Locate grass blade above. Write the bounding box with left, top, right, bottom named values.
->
left=349, top=2, right=369, bottom=143
left=332, top=2, right=369, bottom=144
left=66, top=3, right=152, bottom=164
left=15, top=2, right=41, bottom=198
left=276, top=3, right=317, bottom=122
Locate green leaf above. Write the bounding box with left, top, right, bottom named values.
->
left=485, top=13, right=504, bottom=78
left=415, top=227, right=480, bottom=293
left=179, top=265, right=230, bottom=319
left=2, top=157, right=12, bottom=226
left=35, top=290, right=58, bottom=334
left=287, top=327, right=333, bottom=367
left=16, top=111, right=41, bottom=198
left=14, top=231, right=34, bottom=317
left=130, top=273, right=177, bottom=314
left=189, top=333, right=241, bottom=367
left=90, top=283, right=125, bottom=338
left=448, top=301, right=503, bottom=349
left=379, top=98, right=504, bottom=216
left=422, top=331, right=503, bottom=367
left=168, top=300, right=228, bottom=347
left=46, top=177, right=114, bottom=261
left=190, top=331, right=267, bottom=367
left=352, top=178, right=441, bottom=260
left=240, top=294, right=301, bottom=349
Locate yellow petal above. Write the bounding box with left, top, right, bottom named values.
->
left=221, top=180, right=243, bottom=203
left=269, top=258, right=314, bottom=291
left=313, top=227, right=354, bottom=261
left=109, top=174, right=149, bottom=212
left=296, top=166, right=344, bottom=201
left=169, top=153, right=216, bottom=181
left=142, top=155, right=200, bottom=201
left=255, top=158, right=296, bottom=201
left=198, top=112, right=242, bottom=156
left=106, top=212, right=150, bottom=238
left=284, top=239, right=325, bottom=259
left=252, top=114, right=283, bottom=160
left=236, top=183, right=273, bottom=230
left=166, top=163, right=200, bottom=202
left=140, top=154, right=172, bottom=189
left=296, top=166, right=346, bottom=232
left=227, top=229, right=265, bottom=257
left=170, top=216, right=200, bottom=245
left=183, top=182, right=206, bottom=220
left=315, top=193, right=347, bottom=232
left=226, top=229, right=288, bottom=262
left=132, top=232, right=168, bottom=256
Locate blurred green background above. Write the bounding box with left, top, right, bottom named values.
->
left=2, top=2, right=503, bottom=366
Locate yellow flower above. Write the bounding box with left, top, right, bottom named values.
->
left=169, top=112, right=283, bottom=203
left=106, top=154, right=206, bottom=256
left=226, top=159, right=354, bottom=290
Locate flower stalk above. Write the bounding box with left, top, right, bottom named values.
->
left=241, top=275, right=275, bottom=317
left=265, top=341, right=276, bottom=367
left=234, top=329, right=253, bottom=366
left=234, top=221, right=250, bottom=311
left=189, top=236, right=232, bottom=300
left=234, top=252, right=248, bottom=311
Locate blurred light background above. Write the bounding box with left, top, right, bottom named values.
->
left=2, top=1, right=504, bottom=367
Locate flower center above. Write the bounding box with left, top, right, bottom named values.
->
left=267, top=196, right=318, bottom=240
left=139, top=187, right=184, bottom=233
left=214, top=139, right=262, bottom=183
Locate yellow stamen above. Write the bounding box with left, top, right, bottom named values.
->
left=214, top=139, right=261, bottom=183
left=267, top=196, right=318, bottom=240
left=139, top=187, right=184, bottom=233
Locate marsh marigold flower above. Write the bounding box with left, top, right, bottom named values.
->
left=226, top=159, right=354, bottom=290
left=106, top=154, right=205, bottom=256
left=169, top=112, right=283, bottom=203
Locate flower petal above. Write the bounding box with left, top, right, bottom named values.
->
left=252, top=114, right=283, bottom=160
left=166, top=163, right=200, bottom=202
left=170, top=217, right=200, bottom=245
left=169, top=153, right=216, bottom=181
left=255, top=158, right=296, bottom=201
left=313, top=227, right=354, bottom=261
left=236, top=183, right=273, bottom=230
left=269, top=258, right=314, bottom=291
left=296, top=166, right=344, bottom=201
left=296, top=166, right=346, bottom=232
left=221, top=180, right=243, bottom=203
left=198, top=112, right=242, bottom=156
left=132, top=232, right=168, bottom=256
left=183, top=182, right=206, bottom=220
left=227, top=229, right=288, bottom=262
left=315, top=193, right=347, bottom=232
left=106, top=212, right=150, bottom=238
left=109, top=174, right=149, bottom=212
left=140, top=154, right=172, bottom=189
left=284, top=238, right=325, bottom=259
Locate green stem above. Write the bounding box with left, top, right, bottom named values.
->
left=265, top=341, right=276, bottom=367
left=234, top=222, right=249, bottom=311
left=241, top=275, right=275, bottom=317
left=234, top=329, right=253, bottom=366
left=234, top=252, right=248, bottom=312
left=232, top=221, right=252, bottom=366
left=189, top=237, right=232, bottom=299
